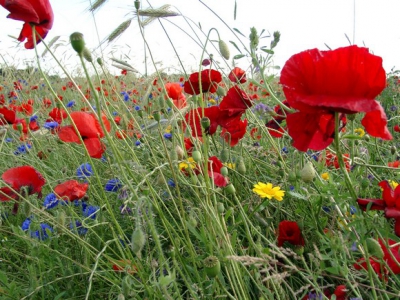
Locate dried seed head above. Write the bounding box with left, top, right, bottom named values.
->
left=203, top=256, right=221, bottom=278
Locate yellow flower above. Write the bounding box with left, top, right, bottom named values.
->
left=252, top=182, right=285, bottom=201
left=179, top=157, right=196, bottom=171
left=354, top=128, right=365, bottom=137
left=165, top=125, right=172, bottom=133
left=209, top=99, right=216, bottom=105
left=321, top=172, right=329, bottom=180
left=224, top=163, right=235, bottom=169
left=389, top=180, right=399, bottom=189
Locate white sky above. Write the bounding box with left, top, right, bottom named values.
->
left=0, top=0, right=399, bottom=76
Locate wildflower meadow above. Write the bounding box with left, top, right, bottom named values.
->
left=1, top=0, right=400, bottom=299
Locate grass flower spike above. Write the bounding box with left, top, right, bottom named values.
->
left=252, top=182, right=285, bottom=201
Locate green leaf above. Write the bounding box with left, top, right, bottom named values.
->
left=288, top=191, right=308, bottom=200
left=261, top=48, right=274, bottom=55
left=234, top=0, right=237, bottom=20
left=233, top=28, right=246, bottom=37
left=233, top=54, right=245, bottom=60
left=325, top=266, right=340, bottom=275
left=229, top=41, right=242, bottom=54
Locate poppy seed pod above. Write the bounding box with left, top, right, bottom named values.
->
left=96, top=57, right=103, bottom=66
left=192, top=150, right=202, bottom=163
left=203, top=256, right=221, bottom=278
left=201, top=117, right=210, bottom=130
left=220, top=166, right=229, bottom=177
left=300, top=162, right=316, bottom=183
left=70, top=32, right=85, bottom=55
left=225, top=183, right=236, bottom=195
left=134, top=0, right=140, bottom=10
left=237, top=159, right=246, bottom=174
left=218, top=39, right=230, bottom=60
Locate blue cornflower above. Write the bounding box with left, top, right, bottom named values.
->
left=134, top=105, right=141, bottom=111
left=43, top=121, right=59, bottom=130
left=281, top=147, right=289, bottom=154
left=14, top=143, right=31, bottom=155
left=121, top=91, right=130, bottom=101
left=83, top=205, right=99, bottom=219
left=105, top=178, right=122, bottom=192
left=31, top=223, right=53, bottom=240
left=112, top=111, right=118, bottom=116
left=70, top=221, right=88, bottom=235
left=167, top=179, right=175, bottom=188
left=163, top=133, right=172, bottom=140
left=21, top=217, right=32, bottom=231
left=148, top=94, right=153, bottom=99
left=322, top=206, right=332, bottom=213
left=120, top=205, right=132, bottom=215
left=76, top=163, right=93, bottom=180
left=43, top=193, right=59, bottom=209
left=351, top=242, right=358, bottom=251
left=30, top=115, right=38, bottom=122
left=350, top=206, right=357, bottom=215
left=5, top=138, right=12, bottom=143
left=135, top=140, right=141, bottom=146
left=66, top=100, right=76, bottom=107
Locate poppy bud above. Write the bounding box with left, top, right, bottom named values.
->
left=391, top=145, right=397, bottom=155
left=220, top=149, right=229, bottom=162
left=294, top=245, right=304, bottom=256
left=365, top=238, right=384, bottom=259
left=175, top=145, right=184, bottom=159
left=15, top=123, right=23, bottom=133
left=217, top=202, right=225, bottom=213
left=117, top=294, right=125, bottom=300
left=300, top=162, right=316, bottom=183
left=237, top=159, right=246, bottom=174
left=225, top=183, right=236, bottom=195
left=218, top=39, right=230, bottom=60
left=82, top=47, right=93, bottom=63
left=201, top=117, right=210, bottom=130
left=70, top=32, right=85, bottom=56
left=0, top=128, right=6, bottom=137
left=216, top=86, right=226, bottom=97
left=131, top=227, right=145, bottom=255
left=203, top=256, right=221, bottom=278
left=97, top=57, right=103, bottom=66
left=220, top=166, right=229, bottom=177
left=152, top=110, right=161, bottom=122
left=192, top=150, right=202, bottom=163
left=188, top=213, right=198, bottom=227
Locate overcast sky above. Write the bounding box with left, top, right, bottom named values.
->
left=0, top=0, right=399, bottom=76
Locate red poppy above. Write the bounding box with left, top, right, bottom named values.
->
left=277, top=220, right=305, bottom=247
left=0, top=166, right=45, bottom=213
left=219, top=86, right=252, bottom=117
left=0, top=0, right=54, bottom=49
left=357, top=180, right=400, bottom=236
left=394, top=125, right=400, bottom=133
left=207, top=156, right=228, bottom=187
left=164, top=82, right=187, bottom=109
left=266, top=100, right=291, bottom=138
left=221, top=118, right=248, bottom=147
left=184, top=69, right=222, bottom=95
left=57, top=111, right=111, bottom=158
left=49, top=107, right=67, bottom=124
left=0, top=106, right=16, bottom=125
left=280, top=45, right=392, bottom=151
left=54, top=180, right=89, bottom=201
left=322, top=150, right=350, bottom=171
left=111, top=259, right=138, bottom=274
left=354, top=238, right=400, bottom=279
left=184, top=106, right=222, bottom=137
left=388, top=161, right=400, bottom=168
left=228, top=67, right=247, bottom=84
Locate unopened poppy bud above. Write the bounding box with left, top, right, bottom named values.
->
left=131, top=227, right=145, bottom=255
left=225, top=183, right=236, bottom=194
left=220, top=166, right=229, bottom=177
left=82, top=47, right=93, bottom=63
left=152, top=110, right=161, bottom=122
left=365, top=238, right=384, bottom=259
left=391, top=145, right=397, bottom=155
left=96, top=57, right=103, bottom=66
left=203, top=256, right=221, bottom=278
left=294, top=245, right=304, bottom=256
left=237, top=159, right=246, bottom=174
left=70, top=32, right=85, bottom=56
left=364, top=134, right=370, bottom=142
left=134, top=0, right=140, bottom=10
left=117, top=294, right=125, bottom=300
left=220, top=149, right=229, bottom=162
left=218, top=39, right=230, bottom=60
left=300, top=162, right=316, bottom=183
left=16, top=122, right=23, bottom=133
left=217, top=202, right=225, bottom=213
left=201, top=117, right=210, bottom=130
left=175, top=145, right=184, bottom=159
left=192, top=150, right=202, bottom=163
left=216, top=86, right=226, bottom=97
